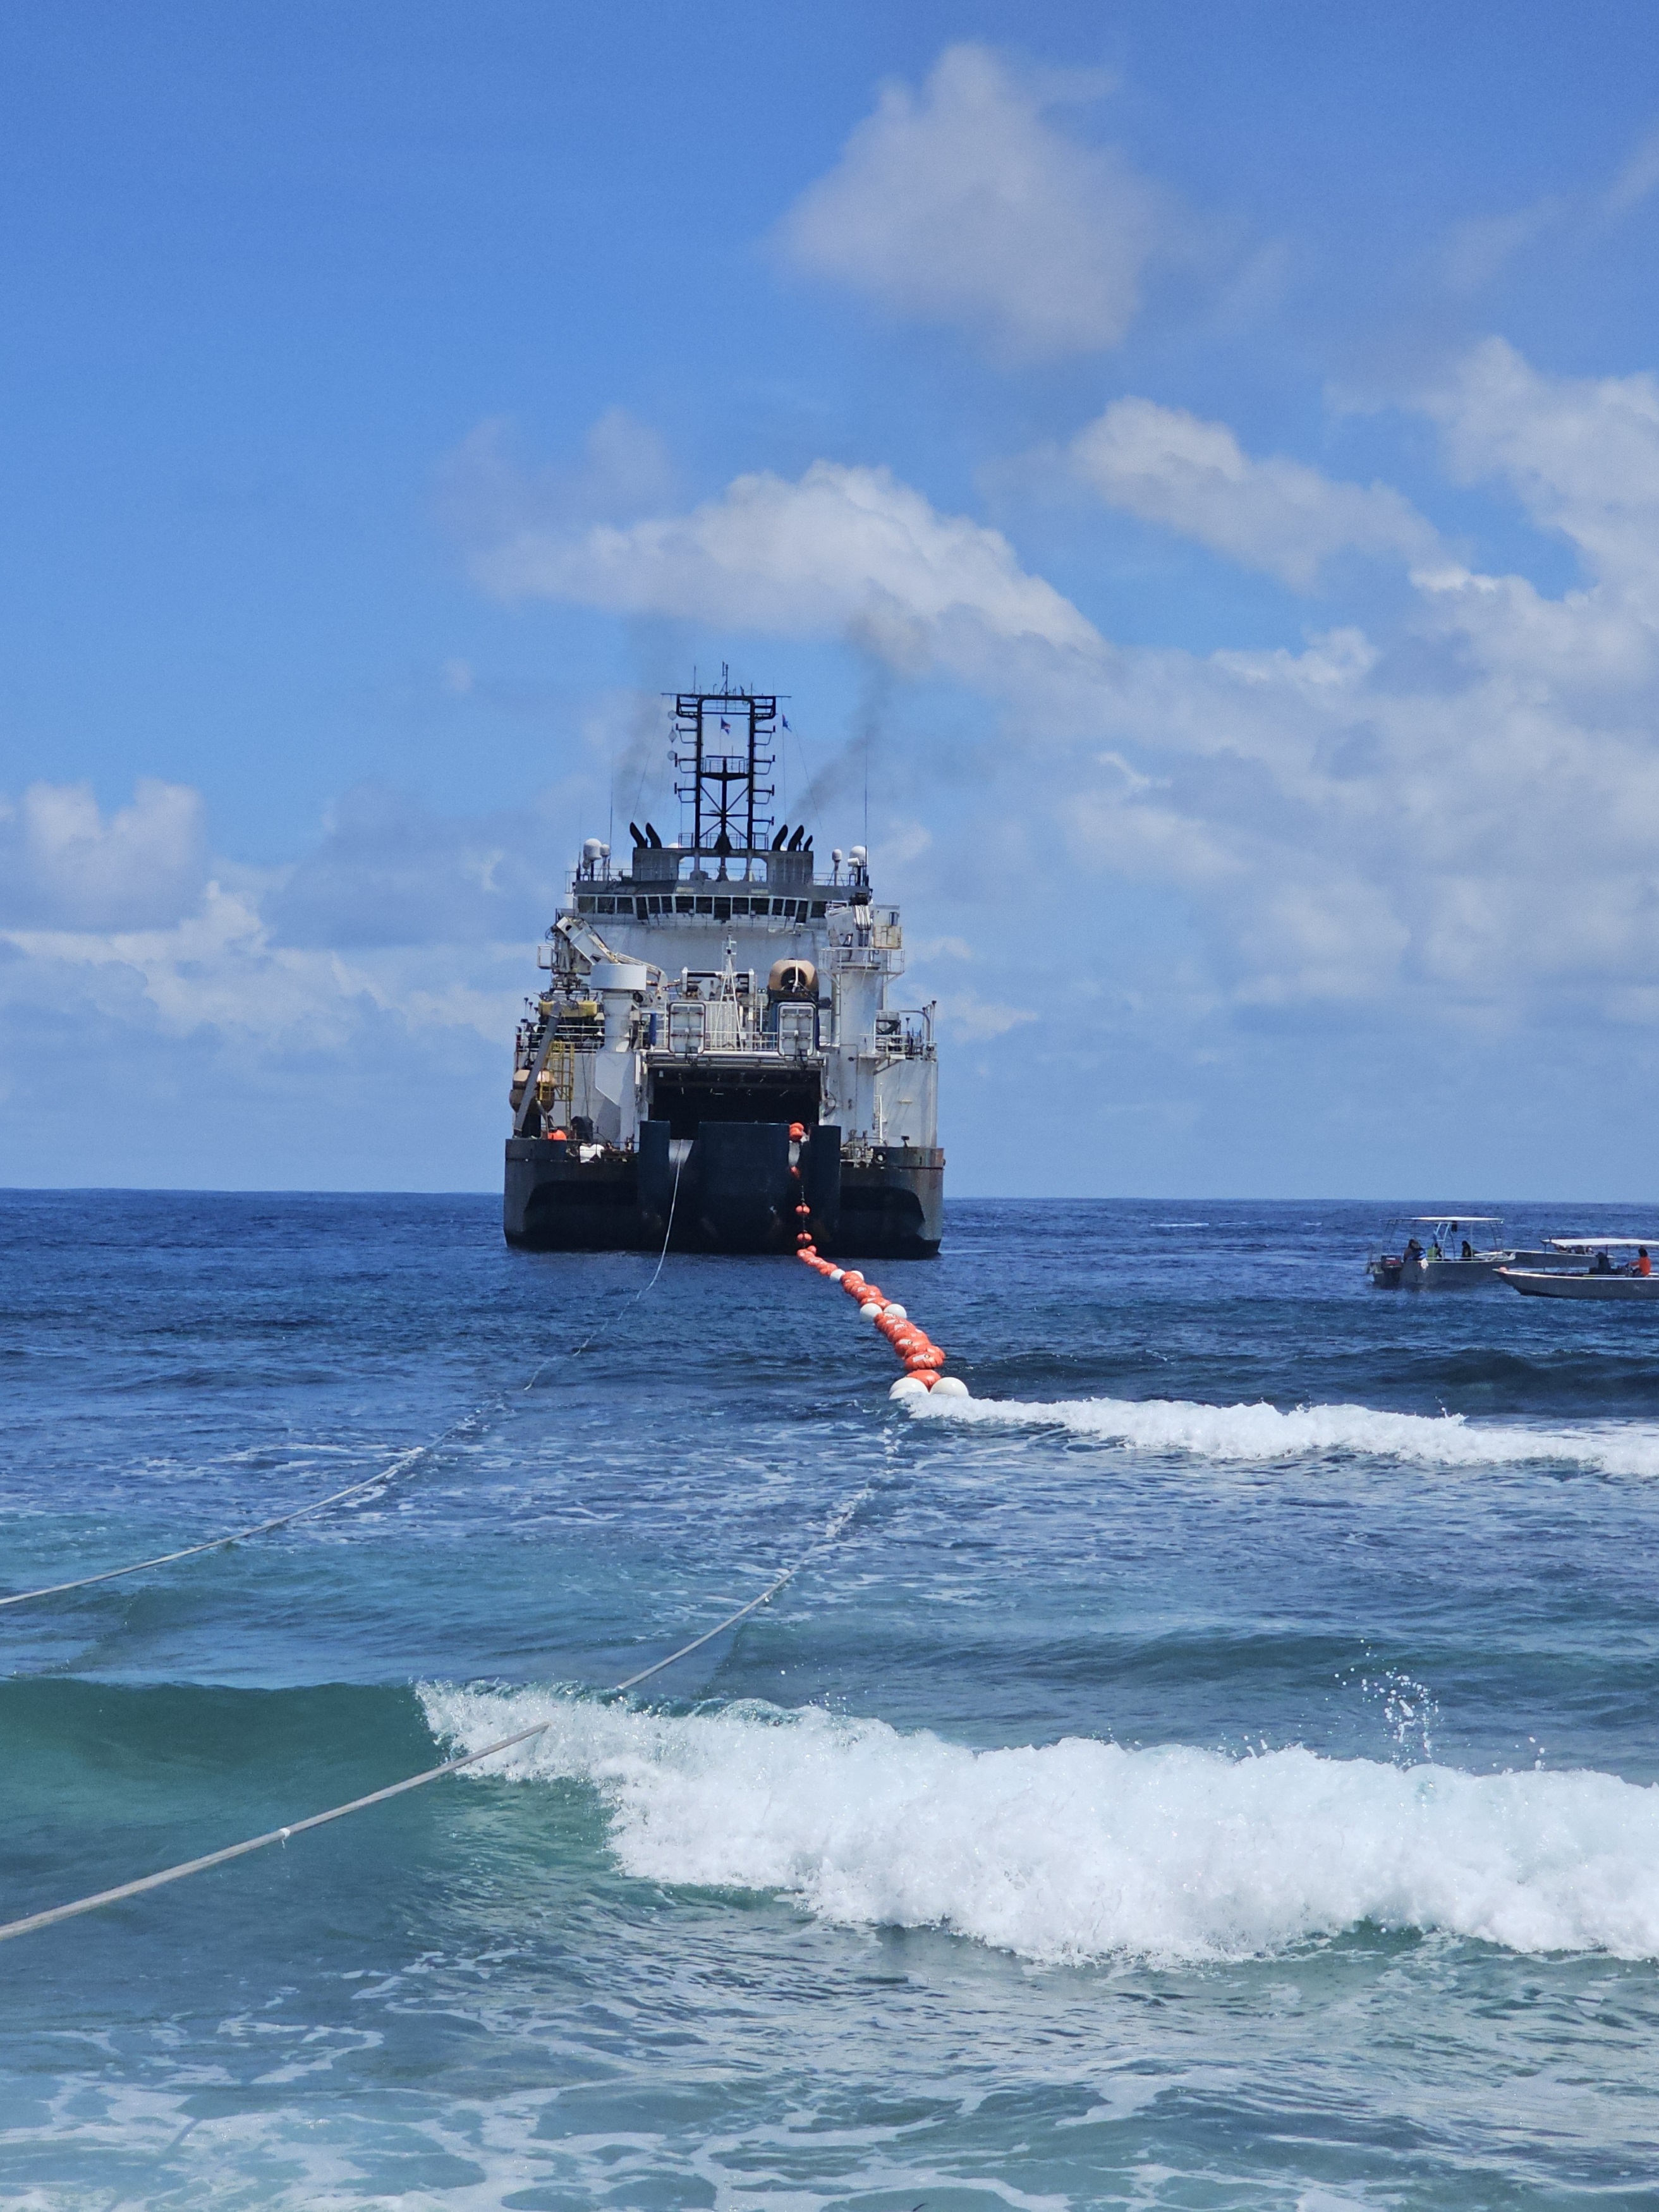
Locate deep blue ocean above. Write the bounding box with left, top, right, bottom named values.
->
left=7, top=1191, right=1659, bottom=2208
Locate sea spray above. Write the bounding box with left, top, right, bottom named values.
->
left=909, top=1390, right=1659, bottom=1476
left=421, top=1689, right=1659, bottom=1966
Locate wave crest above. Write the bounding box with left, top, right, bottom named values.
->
left=420, top=1689, right=1659, bottom=1966
left=910, top=1390, right=1659, bottom=1475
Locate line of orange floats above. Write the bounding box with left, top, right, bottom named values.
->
left=793, top=1203, right=969, bottom=1403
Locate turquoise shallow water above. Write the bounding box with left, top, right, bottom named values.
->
left=6, top=1191, right=1659, bottom=2206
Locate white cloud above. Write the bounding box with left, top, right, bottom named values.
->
left=1063, top=398, right=1440, bottom=589
left=777, top=44, right=1174, bottom=361
left=455, top=349, right=1659, bottom=1024
left=911, top=340, right=1659, bottom=1021
left=0, top=777, right=206, bottom=929
left=465, top=450, right=1105, bottom=679
left=0, top=781, right=575, bottom=1067
left=0, top=881, right=525, bottom=1049
left=1424, top=337, right=1659, bottom=594
left=26, top=333, right=1659, bottom=1186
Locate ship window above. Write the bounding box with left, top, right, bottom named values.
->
left=576, top=896, right=595, bottom=913
left=695, top=896, right=714, bottom=915
left=810, top=902, right=826, bottom=918
left=676, top=895, right=693, bottom=913
left=714, top=897, right=731, bottom=920
left=617, top=897, right=635, bottom=915
left=597, top=897, right=616, bottom=915
left=731, top=897, right=750, bottom=915
left=645, top=896, right=662, bottom=915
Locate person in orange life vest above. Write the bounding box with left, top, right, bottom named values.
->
left=1638, top=1248, right=1652, bottom=1277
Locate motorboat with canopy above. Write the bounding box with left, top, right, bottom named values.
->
left=1368, top=1217, right=1513, bottom=1289
left=1499, top=1239, right=1659, bottom=1300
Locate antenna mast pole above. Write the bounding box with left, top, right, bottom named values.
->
left=671, top=679, right=777, bottom=875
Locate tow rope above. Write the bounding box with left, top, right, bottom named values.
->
left=0, top=1200, right=961, bottom=1947
left=0, top=1494, right=869, bottom=1947
left=0, top=1154, right=690, bottom=1619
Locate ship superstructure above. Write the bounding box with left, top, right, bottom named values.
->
left=504, top=682, right=942, bottom=1255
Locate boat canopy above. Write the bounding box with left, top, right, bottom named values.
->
left=1409, top=1215, right=1502, bottom=1224
left=1547, top=1236, right=1658, bottom=1250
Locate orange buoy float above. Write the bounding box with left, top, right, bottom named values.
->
left=803, top=1255, right=964, bottom=1396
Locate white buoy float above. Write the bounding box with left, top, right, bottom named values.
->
left=889, top=1374, right=930, bottom=1401
left=882, top=1303, right=907, bottom=1322
left=930, top=1375, right=969, bottom=1398
left=860, top=1301, right=884, bottom=1320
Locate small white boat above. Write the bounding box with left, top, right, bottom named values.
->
left=1368, top=1217, right=1512, bottom=1289
left=1500, top=1239, right=1659, bottom=1299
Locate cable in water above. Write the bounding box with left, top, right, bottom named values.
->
left=0, top=1482, right=870, bottom=1947
left=1, top=1181, right=688, bottom=1615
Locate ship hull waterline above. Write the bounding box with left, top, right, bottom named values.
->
left=504, top=1124, right=942, bottom=1258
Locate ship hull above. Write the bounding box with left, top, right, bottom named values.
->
left=504, top=1124, right=941, bottom=1257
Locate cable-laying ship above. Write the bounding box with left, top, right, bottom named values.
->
left=504, top=680, right=943, bottom=1256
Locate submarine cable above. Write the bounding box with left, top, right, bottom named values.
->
left=0, top=1485, right=868, bottom=1948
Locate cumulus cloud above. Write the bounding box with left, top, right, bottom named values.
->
left=892, top=337, right=1659, bottom=1026
left=24, top=333, right=1659, bottom=1171
left=1062, top=398, right=1440, bottom=589
left=777, top=44, right=1174, bottom=361
left=1424, top=336, right=1659, bottom=593
left=0, top=781, right=570, bottom=1066
left=1, top=880, right=526, bottom=1050
left=0, top=778, right=206, bottom=929
left=447, top=349, right=1659, bottom=1026
left=464, top=447, right=1105, bottom=679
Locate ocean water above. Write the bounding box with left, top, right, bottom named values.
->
left=6, top=1194, right=1659, bottom=2208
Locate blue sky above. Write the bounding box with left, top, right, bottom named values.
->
left=5, top=1, right=1659, bottom=1195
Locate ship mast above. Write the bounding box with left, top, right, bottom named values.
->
left=672, top=670, right=777, bottom=880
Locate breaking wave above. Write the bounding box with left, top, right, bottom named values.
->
left=422, top=1689, right=1659, bottom=1966
left=909, top=1390, right=1659, bottom=1476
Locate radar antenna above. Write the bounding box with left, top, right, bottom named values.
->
left=670, top=668, right=777, bottom=879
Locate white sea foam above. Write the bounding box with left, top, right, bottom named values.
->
left=421, top=1689, right=1659, bottom=1966
left=909, top=1390, right=1659, bottom=1476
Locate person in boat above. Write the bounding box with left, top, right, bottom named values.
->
left=1404, top=1236, right=1424, bottom=1262
left=1461, top=1239, right=1474, bottom=1260
left=1593, top=1249, right=1615, bottom=1274
left=1634, top=1248, right=1652, bottom=1277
